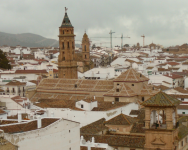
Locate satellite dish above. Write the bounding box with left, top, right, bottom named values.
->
left=82, top=139, right=86, bottom=144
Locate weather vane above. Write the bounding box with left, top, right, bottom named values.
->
left=65, top=7, right=68, bottom=13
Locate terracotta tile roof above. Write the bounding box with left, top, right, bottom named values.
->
left=91, top=102, right=129, bottom=111
left=105, top=114, right=137, bottom=125
left=29, top=80, right=38, bottom=84
left=129, top=110, right=140, bottom=115
left=15, top=70, right=47, bottom=74
left=104, top=83, right=137, bottom=97
left=0, top=118, right=59, bottom=133
left=174, top=87, right=188, bottom=94
left=141, top=91, right=181, bottom=107
left=166, top=62, right=179, bottom=66
left=37, top=79, right=114, bottom=92
left=146, top=67, right=153, bottom=69
left=80, top=147, right=105, bottom=150
left=114, top=68, right=149, bottom=82
left=153, top=85, right=169, bottom=91
left=82, top=135, right=145, bottom=148
left=169, top=94, right=188, bottom=99
left=0, top=109, right=7, bottom=115
left=0, top=120, right=18, bottom=125
left=178, top=105, right=188, bottom=110
left=34, top=99, right=83, bottom=111
left=6, top=80, right=26, bottom=86
left=81, top=118, right=108, bottom=135
left=130, top=123, right=145, bottom=134
left=0, top=89, right=4, bottom=92
left=178, top=125, right=188, bottom=140
left=158, top=68, right=171, bottom=72
left=140, top=84, right=159, bottom=96
left=30, top=92, right=104, bottom=103
left=182, top=62, right=188, bottom=65
left=163, top=73, right=183, bottom=79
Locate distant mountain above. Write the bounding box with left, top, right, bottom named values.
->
left=0, top=32, right=59, bottom=47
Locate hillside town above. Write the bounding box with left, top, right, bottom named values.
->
left=1, top=6, right=188, bottom=150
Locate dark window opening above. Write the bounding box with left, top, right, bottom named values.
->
left=153, top=87, right=154, bottom=90
left=85, top=55, right=87, bottom=59
left=85, top=45, right=86, bottom=51
left=63, top=51, right=64, bottom=54
left=69, top=130, right=70, bottom=133
left=72, top=42, right=74, bottom=48
left=115, top=98, right=119, bottom=102
left=63, top=57, right=65, bottom=61
left=75, top=84, right=77, bottom=88
left=181, top=98, right=184, bottom=101
left=140, top=74, right=142, bottom=77
left=142, top=97, right=145, bottom=101
left=117, top=84, right=119, bottom=85
left=67, top=42, right=69, bottom=48
left=132, top=84, right=134, bottom=86
left=81, top=104, right=84, bottom=108
left=116, top=89, right=119, bottom=92
left=63, top=30, right=64, bottom=34
left=62, top=42, right=64, bottom=49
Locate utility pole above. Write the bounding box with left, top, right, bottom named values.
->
left=109, top=30, right=115, bottom=50
left=141, top=34, right=145, bottom=47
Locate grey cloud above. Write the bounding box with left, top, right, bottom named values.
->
left=1, top=0, right=188, bottom=47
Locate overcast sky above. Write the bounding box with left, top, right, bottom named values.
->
left=1, top=0, right=188, bottom=47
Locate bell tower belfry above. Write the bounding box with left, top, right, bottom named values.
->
left=141, top=91, right=180, bottom=150
left=82, top=32, right=90, bottom=65
left=58, top=7, right=78, bottom=79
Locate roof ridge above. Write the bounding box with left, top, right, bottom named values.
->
left=132, top=69, right=138, bottom=81
left=162, top=92, right=173, bottom=105
left=122, top=114, right=131, bottom=125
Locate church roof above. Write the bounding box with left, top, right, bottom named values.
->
left=141, top=91, right=181, bottom=107
left=104, top=83, right=137, bottom=97
left=105, top=113, right=137, bottom=125
left=114, top=68, right=149, bottom=82
left=60, top=12, right=73, bottom=28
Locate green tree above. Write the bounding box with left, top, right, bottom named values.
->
left=0, top=49, right=11, bottom=69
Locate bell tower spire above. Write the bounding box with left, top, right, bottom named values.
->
left=58, top=8, right=78, bottom=79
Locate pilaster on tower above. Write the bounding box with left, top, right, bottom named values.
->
left=58, top=8, right=78, bottom=79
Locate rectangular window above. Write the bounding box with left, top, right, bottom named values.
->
left=132, top=84, right=134, bottom=86
left=181, top=141, right=183, bottom=146
left=116, top=89, right=119, bottom=92
left=75, top=84, right=77, bottom=88
left=142, top=97, right=145, bottom=101
left=62, top=42, right=64, bottom=49
left=181, top=98, right=184, bottom=101
left=183, top=112, right=185, bottom=114
left=115, top=98, right=119, bottom=102
left=81, top=104, right=83, bottom=108
left=67, top=42, right=69, bottom=48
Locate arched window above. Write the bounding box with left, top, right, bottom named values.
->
left=67, top=42, right=69, bottom=48
left=62, top=42, right=64, bottom=49
left=85, top=55, right=87, bottom=59
left=85, top=45, right=86, bottom=51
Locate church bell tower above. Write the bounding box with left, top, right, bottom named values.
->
left=82, top=32, right=90, bottom=65
left=58, top=7, right=78, bottom=79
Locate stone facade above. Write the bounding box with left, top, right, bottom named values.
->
left=58, top=11, right=78, bottom=79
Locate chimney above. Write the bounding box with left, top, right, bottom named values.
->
left=18, top=112, right=22, bottom=123
left=37, top=115, right=42, bottom=128
left=92, top=137, right=95, bottom=144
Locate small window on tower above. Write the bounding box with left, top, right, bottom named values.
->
left=142, top=97, right=145, bottom=101
left=116, top=89, right=119, bottom=92
left=85, top=55, right=87, bottom=59
left=62, top=42, right=64, bottom=49
left=75, top=84, right=77, bottom=88
left=63, top=30, right=64, bottom=34
left=85, top=45, right=86, bottom=51
left=67, top=42, right=69, bottom=48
